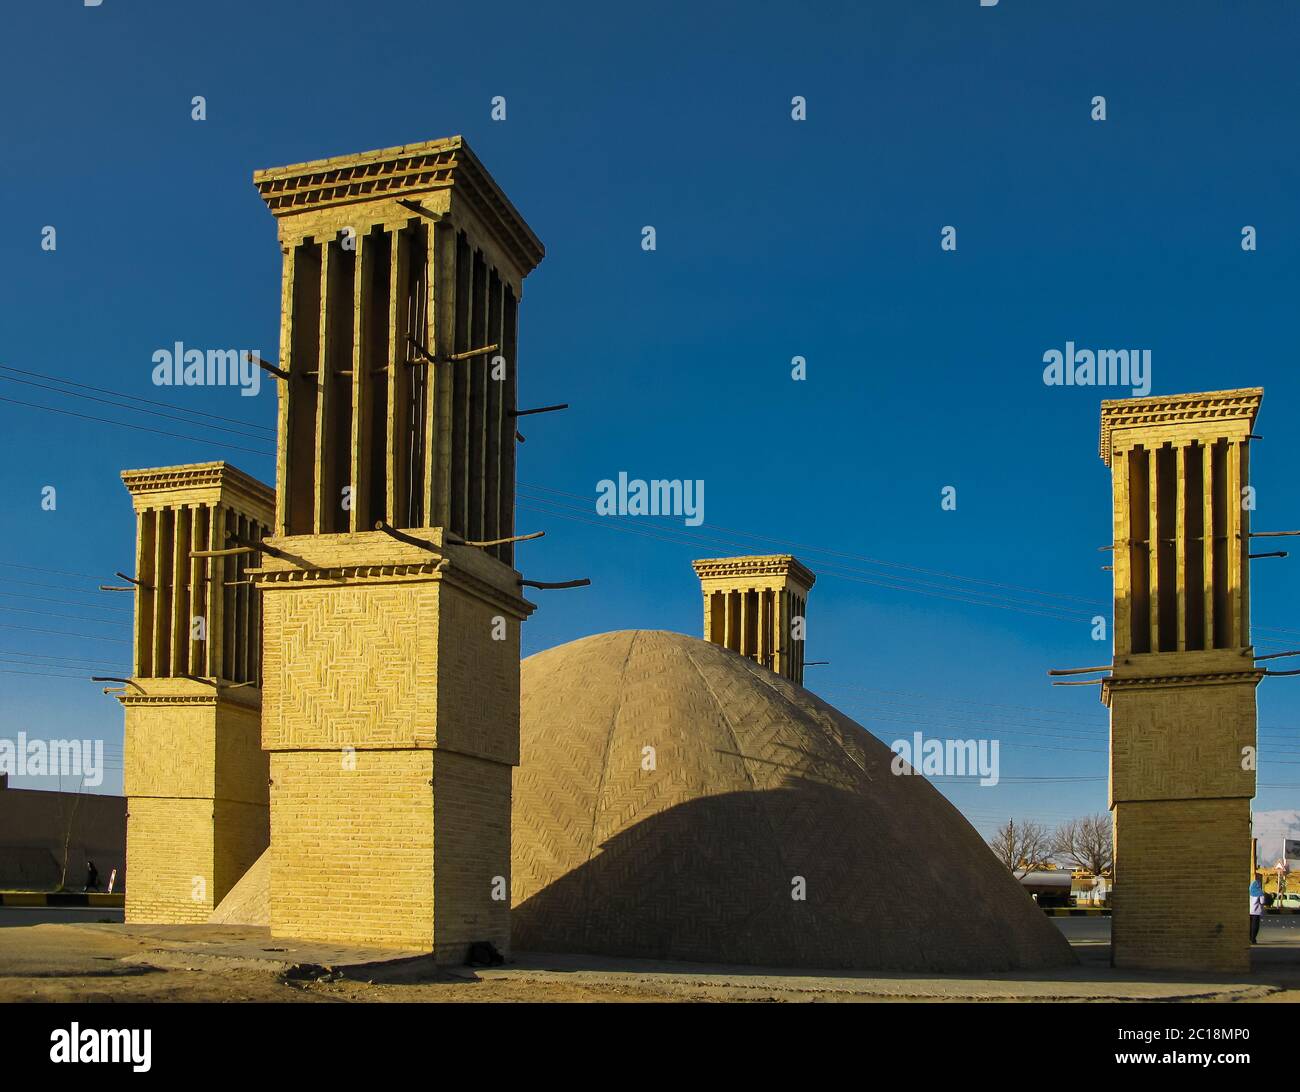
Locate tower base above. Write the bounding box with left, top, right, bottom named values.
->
left=1112, top=798, right=1251, bottom=973
left=257, top=528, right=532, bottom=960
left=122, top=680, right=267, bottom=923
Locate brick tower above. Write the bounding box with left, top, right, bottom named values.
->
left=118, top=462, right=273, bottom=922
left=1099, top=388, right=1262, bottom=972
left=692, top=555, right=816, bottom=684
left=251, top=138, right=543, bottom=955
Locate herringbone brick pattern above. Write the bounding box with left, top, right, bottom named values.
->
left=1110, top=682, right=1256, bottom=802
left=511, top=629, right=1075, bottom=972
left=262, top=584, right=435, bottom=749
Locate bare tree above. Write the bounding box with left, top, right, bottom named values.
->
left=57, top=779, right=85, bottom=891
left=1053, top=813, right=1113, bottom=877
left=988, top=819, right=1054, bottom=873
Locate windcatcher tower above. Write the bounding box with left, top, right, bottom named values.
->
left=118, top=463, right=273, bottom=922
left=252, top=137, right=543, bottom=955
left=1099, top=389, right=1262, bottom=972
left=692, top=555, right=815, bottom=684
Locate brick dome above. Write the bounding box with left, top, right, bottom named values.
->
left=512, top=629, right=1075, bottom=972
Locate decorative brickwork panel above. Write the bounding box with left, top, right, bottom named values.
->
left=511, top=630, right=1075, bottom=972
left=1110, top=680, right=1257, bottom=804
left=435, top=586, right=521, bottom=765
left=124, top=703, right=218, bottom=800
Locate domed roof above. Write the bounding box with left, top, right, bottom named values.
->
left=512, top=630, right=1075, bottom=972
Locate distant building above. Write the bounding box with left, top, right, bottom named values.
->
left=1015, top=869, right=1073, bottom=908
left=0, top=782, right=125, bottom=890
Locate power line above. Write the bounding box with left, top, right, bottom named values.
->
left=0, top=393, right=275, bottom=458
left=821, top=682, right=1106, bottom=724
left=521, top=481, right=1104, bottom=607
left=0, top=621, right=129, bottom=644
left=518, top=497, right=1098, bottom=623
left=0, top=603, right=128, bottom=626
left=0, top=363, right=275, bottom=435
left=0, top=667, right=98, bottom=680
left=0, top=649, right=128, bottom=669
left=520, top=481, right=1300, bottom=636
left=0, top=590, right=131, bottom=617
left=0, top=369, right=276, bottom=442
left=0, top=561, right=102, bottom=581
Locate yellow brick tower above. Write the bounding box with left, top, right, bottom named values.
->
left=692, top=555, right=816, bottom=684
left=251, top=138, right=543, bottom=956
left=118, top=462, right=273, bottom=922
left=1099, top=389, right=1263, bottom=972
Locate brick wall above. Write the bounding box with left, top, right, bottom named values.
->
left=1107, top=671, right=1257, bottom=971
left=123, top=688, right=268, bottom=924
left=125, top=797, right=215, bottom=922
left=0, top=787, right=125, bottom=889
left=1113, top=797, right=1251, bottom=972
left=269, top=749, right=434, bottom=948
left=433, top=751, right=512, bottom=959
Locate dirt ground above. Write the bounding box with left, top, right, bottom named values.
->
left=3, top=919, right=1300, bottom=1003
left=0, top=925, right=778, bottom=1003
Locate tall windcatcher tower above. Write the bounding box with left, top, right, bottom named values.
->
left=1099, top=388, right=1262, bottom=972
left=252, top=138, right=543, bottom=956
left=117, top=463, right=273, bottom=923
left=692, top=555, right=815, bottom=684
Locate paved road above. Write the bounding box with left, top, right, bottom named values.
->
left=0, top=906, right=123, bottom=927
left=1052, top=914, right=1300, bottom=944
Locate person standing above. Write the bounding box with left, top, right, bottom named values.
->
left=1250, top=878, right=1266, bottom=944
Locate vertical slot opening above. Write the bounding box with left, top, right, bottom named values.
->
left=746, top=590, right=760, bottom=656
left=206, top=508, right=224, bottom=681
left=137, top=510, right=156, bottom=677
left=468, top=248, right=488, bottom=542
left=1184, top=442, right=1205, bottom=650
left=386, top=227, right=413, bottom=527
left=485, top=268, right=504, bottom=556
left=362, top=228, right=390, bottom=532
left=287, top=241, right=321, bottom=535
left=404, top=224, right=428, bottom=526
left=223, top=509, right=238, bottom=679
left=451, top=231, right=471, bottom=538
left=500, top=287, right=519, bottom=566
left=170, top=508, right=189, bottom=676
left=190, top=507, right=208, bottom=675
left=1127, top=447, right=1151, bottom=653
left=233, top=514, right=248, bottom=683
left=1240, top=440, right=1251, bottom=647
left=1212, top=440, right=1230, bottom=647
left=324, top=241, right=355, bottom=533
left=1156, top=445, right=1177, bottom=651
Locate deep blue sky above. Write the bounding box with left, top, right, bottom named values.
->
left=3, top=1, right=1300, bottom=841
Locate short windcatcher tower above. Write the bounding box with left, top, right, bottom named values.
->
left=118, top=462, right=272, bottom=923
left=692, top=555, right=815, bottom=685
